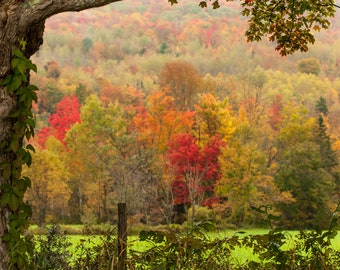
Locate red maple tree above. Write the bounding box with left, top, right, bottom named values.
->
left=167, top=134, right=223, bottom=209
left=38, top=95, right=81, bottom=147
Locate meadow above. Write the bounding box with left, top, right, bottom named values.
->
left=30, top=224, right=340, bottom=250
left=29, top=223, right=340, bottom=269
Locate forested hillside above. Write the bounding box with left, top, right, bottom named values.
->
left=26, top=0, right=340, bottom=229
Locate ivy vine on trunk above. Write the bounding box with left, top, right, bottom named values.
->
left=0, top=45, right=37, bottom=269
left=0, top=2, right=121, bottom=269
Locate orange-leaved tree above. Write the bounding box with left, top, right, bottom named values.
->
left=158, top=61, right=203, bottom=111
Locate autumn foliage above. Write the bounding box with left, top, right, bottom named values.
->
left=25, top=0, right=340, bottom=228
left=167, top=134, right=223, bottom=207
left=38, top=95, right=81, bottom=147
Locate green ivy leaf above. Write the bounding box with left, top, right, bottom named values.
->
left=9, top=218, right=20, bottom=230
left=11, top=167, right=21, bottom=180
left=0, top=161, right=10, bottom=169
left=19, top=203, right=32, bottom=222
left=17, top=61, right=27, bottom=74
left=19, top=92, right=27, bottom=103
left=2, top=166, right=12, bottom=180
left=31, top=91, right=38, bottom=102
left=26, top=84, right=39, bottom=91
left=24, top=95, right=32, bottom=108
left=16, top=147, right=27, bottom=159
left=8, top=110, right=20, bottom=118
left=27, top=61, right=37, bottom=73
left=25, top=130, right=32, bottom=141
left=10, top=139, right=19, bottom=152
left=22, top=150, right=32, bottom=166
left=26, top=118, right=35, bottom=129
left=8, top=75, right=22, bottom=93
left=25, top=144, right=35, bottom=153
left=13, top=49, right=25, bottom=59
left=11, top=58, right=21, bottom=69
left=0, top=190, right=12, bottom=206
left=13, top=180, right=27, bottom=197
left=22, top=177, right=32, bottom=189
left=18, top=72, right=27, bottom=83
left=12, top=158, right=23, bottom=168
left=0, top=75, right=12, bottom=86
left=2, top=233, right=11, bottom=242
left=8, top=193, right=20, bottom=211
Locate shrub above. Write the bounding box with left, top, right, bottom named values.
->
left=72, top=228, right=117, bottom=269
left=29, top=224, right=71, bottom=270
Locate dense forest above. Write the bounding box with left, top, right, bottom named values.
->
left=25, top=0, right=340, bottom=229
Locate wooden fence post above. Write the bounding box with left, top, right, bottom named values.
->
left=118, top=203, right=127, bottom=270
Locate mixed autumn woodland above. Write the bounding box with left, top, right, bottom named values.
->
left=25, top=0, right=340, bottom=230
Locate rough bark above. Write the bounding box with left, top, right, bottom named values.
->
left=0, top=0, right=120, bottom=268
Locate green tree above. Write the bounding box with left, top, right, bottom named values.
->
left=66, top=95, right=162, bottom=224
left=314, top=98, right=338, bottom=178
left=274, top=104, right=338, bottom=229
left=158, top=42, right=170, bottom=54
left=66, top=95, right=124, bottom=223
left=82, top=37, right=94, bottom=54
left=315, top=115, right=338, bottom=174
left=316, top=96, right=329, bottom=116
left=65, top=120, right=106, bottom=224
left=216, top=123, right=291, bottom=226
left=297, top=58, right=321, bottom=75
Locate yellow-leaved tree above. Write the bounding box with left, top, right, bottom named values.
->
left=23, top=137, right=71, bottom=226
left=193, top=93, right=235, bottom=145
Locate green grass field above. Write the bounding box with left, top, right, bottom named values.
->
left=56, top=227, right=340, bottom=266
left=30, top=224, right=340, bottom=248
left=32, top=226, right=340, bottom=266
left=130, top=228, right=340, bottom=264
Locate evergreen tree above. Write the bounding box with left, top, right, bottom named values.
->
left=316, top=96, right=329, bottom=116
left=274, top=105, right=337, bottom=229
left=315, top=115, right=338, bottom=172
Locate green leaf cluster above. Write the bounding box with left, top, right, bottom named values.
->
left=241, top=0, right=335, bottom=55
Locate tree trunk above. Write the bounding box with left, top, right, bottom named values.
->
left=0, top=1, right=120, bottom=268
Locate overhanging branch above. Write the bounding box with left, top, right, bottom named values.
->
left=23, top=0, right=122, bottom=24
